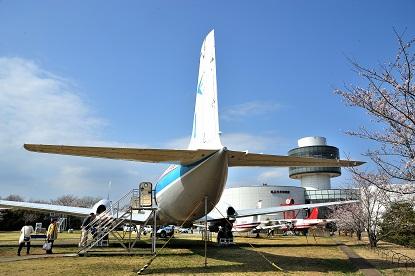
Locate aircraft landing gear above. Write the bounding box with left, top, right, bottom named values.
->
left=216, top=224, right=234, bottom=245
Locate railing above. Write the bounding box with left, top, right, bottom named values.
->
left=57, top=217, right=67, bottom=232
left=305, top=188, right=360, bottom=202
left=78, top=189, right=140, bottom=254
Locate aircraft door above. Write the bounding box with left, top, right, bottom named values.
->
left=139, top=182, right=153, bottom=207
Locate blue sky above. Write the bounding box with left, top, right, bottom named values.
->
left=0, top=1, right=414, bottom=201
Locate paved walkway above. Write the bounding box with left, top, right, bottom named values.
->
left=335, top=240, right=381, bottom=276
left=0, top=253, right=78, bottom=263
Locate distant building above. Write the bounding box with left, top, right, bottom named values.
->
left=221, top=136, right=359, bottom=219
left=221, top=185, right=305, bottom=220
left=220, top=185, right=358, bottom=220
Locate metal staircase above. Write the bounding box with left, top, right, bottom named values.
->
left=57, top=217, right=67, bottom=232
left=78, top=182, right=157, bottom=255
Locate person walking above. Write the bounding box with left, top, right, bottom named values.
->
left=46, top=218, right=58, bottom=254
left=79, top=213, right=96, bottom=247
left=17, top=222, right=34, bottom=256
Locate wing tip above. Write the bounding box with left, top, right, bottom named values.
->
left=24, top=143, right=49, bottom=153
left=23, top=144, right=33, bottom=151
left=350, top=160, right=366, bottom=167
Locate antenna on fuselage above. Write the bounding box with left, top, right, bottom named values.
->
left=107, top=181, right=111, bottom=200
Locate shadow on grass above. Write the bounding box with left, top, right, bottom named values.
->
left=147, top=245, right=359, bottom=274
left=349, top=244, right=415, bottom=271
left=234, top=242, right=338, bottom=248
left=73, top=238, right=364, bottom=273
left=149, top=238, right=336, bottom=248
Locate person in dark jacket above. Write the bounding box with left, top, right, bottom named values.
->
left=79, top=213, right=96, bottom=247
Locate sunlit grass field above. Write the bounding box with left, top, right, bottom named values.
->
left=0, top=230, right=413, bottom=275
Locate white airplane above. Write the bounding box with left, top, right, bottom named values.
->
left=231, top=200, right=334, bottom=234
left=257, top=208, right=336, bottom=235
left=0, top=30, right=363, bottom=242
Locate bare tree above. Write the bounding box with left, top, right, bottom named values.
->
left=51, top=195, right=79, bottom=207
left=51, top=194, right=101, bottom=208
left=76, top=196, right=101, bottom=208
left=335, top=31, right=415, bottom=194
left=4, top=194, right=24, bottom=202
left=30, top=199, right=50, bottom=204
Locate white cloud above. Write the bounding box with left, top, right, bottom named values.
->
left=0, top=58, right=102, bottom=146
left=221, top=100, right=279, bottom=121
left=0, top=57, right=162, bottom=201
left=258, top=169, right=286, bottom=183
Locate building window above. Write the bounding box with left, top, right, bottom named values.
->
left=270, top=190, right=290, bottom=194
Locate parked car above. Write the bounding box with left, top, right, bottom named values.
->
left=156, top=225, right=175, bottom=238
left=178, top=227, right=192, bottom=234
left=143, top=226, right=153, bottom=235
left=137, top=225, right=153, bottom=235
left=123, top=224, right=137, bottom=232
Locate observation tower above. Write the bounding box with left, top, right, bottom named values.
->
left=288, top=136, right=341, bottom=190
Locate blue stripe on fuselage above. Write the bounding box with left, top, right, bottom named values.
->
left=155, top=153, right=214, bottom=195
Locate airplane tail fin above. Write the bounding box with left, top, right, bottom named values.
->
left=188, top=30, right=222, bottom=150
left=307, top=208, right=319, bottom=219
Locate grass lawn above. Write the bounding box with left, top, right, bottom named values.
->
left=0, top=230, right=402, bottom=275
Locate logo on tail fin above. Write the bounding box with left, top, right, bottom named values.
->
left=307, top=208, right=319, bottom=220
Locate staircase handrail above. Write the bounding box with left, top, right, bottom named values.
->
left=78, top=210, right=132, bottom=253
left=77, top=188, right=155, bottom=254
left=82, top=189, right=138, bottom=231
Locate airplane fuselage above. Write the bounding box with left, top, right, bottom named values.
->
left=155, top=148, right=228, bottom=224
left=281, top=219, right=332, bottom=230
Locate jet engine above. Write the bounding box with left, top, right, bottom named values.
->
left=91, top=199, right=111, bottom=215
left=206, top=202, right=237, bottom=243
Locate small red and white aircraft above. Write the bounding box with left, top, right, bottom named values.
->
left=271, top=208, right=334, bottom=235
left=232, top=199, right=335, bottom=235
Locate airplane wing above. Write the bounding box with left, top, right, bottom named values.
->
left=0, top=200, right=152, bottom=223
left=24, top=144, right=216, bottom=165
left=267, top=218, right=335, bottom=224
left=257, top=223, right=286, bottom=230
left=24, top=145, right=364, bottom=167
left=0, top=200, right=92, bottom=217
left=206, top=200, right=358, bottom=221
left=234, top=200, right=358, bottom=218
left=227, top=150, right=364, bottom=167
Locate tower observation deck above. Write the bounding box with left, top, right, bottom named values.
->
left=288, top=136, right=341, bottom=190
